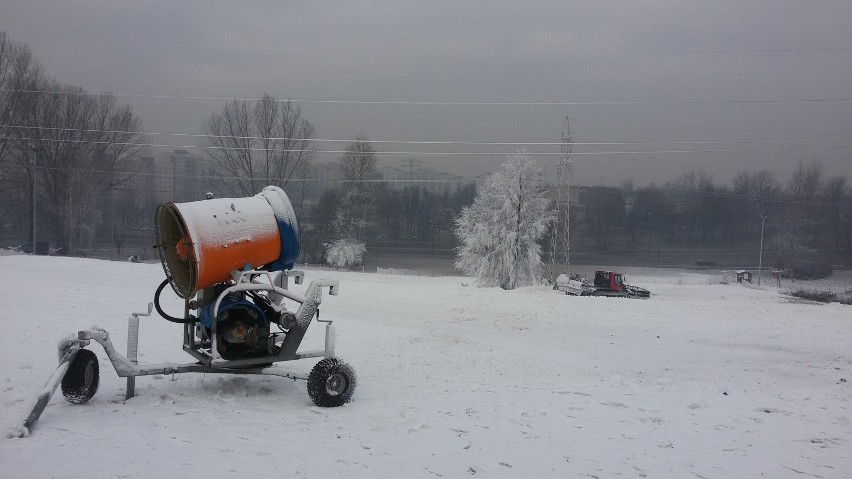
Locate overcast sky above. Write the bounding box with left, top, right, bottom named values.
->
left=2, top=1, right=850, bottom=186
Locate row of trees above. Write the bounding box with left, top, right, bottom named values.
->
left=454, top=155, right=851, bottom=289
left=297, top=138, right=476, bottom=266
left=0, top=31, right=475, bottom=261
left=598, top=164, right=850, bottom=260
left=0, top=30, right=848, bottom=278
left=304, top=149, right=849, bottom=278
left=0, top=32, right=145, bottom=255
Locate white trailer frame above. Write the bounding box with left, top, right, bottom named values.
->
left=15, top=270, right=341, bottom=437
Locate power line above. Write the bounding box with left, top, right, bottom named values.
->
left=3, top=124, right=851, bottom=148
left=578, top=116, right=852, bottom=142
left=7, top=162, right=845, bottom=209
left=6, top=136, right=851, bottom=159
left=619, top=47, right=852, bottom=54
left=4, top=162, right=474, bottom=185
left=4, top=135, right=850, bottom=180
left=72, top=39, right=852, bottom=55
left=3, top=88, right=852, bottom=107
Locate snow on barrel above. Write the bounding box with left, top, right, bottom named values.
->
left=155, top=186, right=300, bottom=298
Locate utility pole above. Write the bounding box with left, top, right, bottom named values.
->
left=549, top=117, right=573, bottom=281
left=758, top=215, right=767, bottom=285
left=400, top=158, right=422, bottom=180
left=30, top=146, right=38, bottom=254
left=68, top=169, right=73, bottom=256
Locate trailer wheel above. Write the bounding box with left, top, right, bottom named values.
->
left=61, top=349, right=99, bottom=404
left=307, top=357, right=356, bottom=407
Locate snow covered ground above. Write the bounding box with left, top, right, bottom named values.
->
left=1, top=255, right=850, bottom=478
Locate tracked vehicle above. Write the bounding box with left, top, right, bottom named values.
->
left=555, top=270, right=650, bottom=298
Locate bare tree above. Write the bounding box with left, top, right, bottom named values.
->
left=301, top=188, right=341, bottom=263
left=338, top=136, right=379, bottom=187
left=788, top=160, right=824, bottom=202
left=730, top=170, right=781, bottom=243
left=822, top=176, right=848, bottom=250
left=665, top=171, right=715, bottom=245
left=203, top=95, right=315, bottom=196
left=628, top=185, right=673, bottom=243
left=111, top=188, right=144, bottom=257
left=332, top=136, right=381, bottom=244
left=11, top=83, right=145, bottom=254
left=0, top=32, right=42, bottom=183
left=584, top=186, right=624, bottom=250
left=784, top=160, right=826, bottom=244
left=0, top=32, right=43, bottom=240
left=0, top=32, right=146, bottom=253
left=733, top=170, right=781, bottom=215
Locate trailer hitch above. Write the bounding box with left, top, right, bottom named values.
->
left=10, top=337, right=89, bottom=438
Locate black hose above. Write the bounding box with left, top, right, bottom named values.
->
left=154, top=278, right=196, bottom=324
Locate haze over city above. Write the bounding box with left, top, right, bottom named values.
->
left=2, top=1, right=850, bottom=185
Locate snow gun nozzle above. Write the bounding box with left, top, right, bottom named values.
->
left=154, top=186, right=300, bottom=299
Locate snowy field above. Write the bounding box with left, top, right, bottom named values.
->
left=1, top=255, right=850, bottom=478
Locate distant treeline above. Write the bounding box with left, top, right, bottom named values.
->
left=0, top=30, right=849, bottom=275
left=559, top=166, right=849, bottom=273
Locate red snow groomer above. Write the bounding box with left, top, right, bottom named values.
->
left=555, top=270, right=651, bottom=298
left=15, top=186, right=355, bottom=437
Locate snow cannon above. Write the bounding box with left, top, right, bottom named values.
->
left=15, top=186, right=356, bottom=438
left=155, top=186, right=300, bottom=299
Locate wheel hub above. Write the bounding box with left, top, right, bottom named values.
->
left=83, top=363, right=94, bottom=387
left=325, top=373, right=346, bottom=396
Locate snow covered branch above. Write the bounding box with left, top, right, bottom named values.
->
left=454, top=151, right=553, bottom=290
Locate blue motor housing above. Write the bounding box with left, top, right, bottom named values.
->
left=199, top=294, right=268, bottom=329
left=259, top=186, right=301, bottom=271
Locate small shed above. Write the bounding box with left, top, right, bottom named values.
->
left=736, top=270, right=753, bottom=283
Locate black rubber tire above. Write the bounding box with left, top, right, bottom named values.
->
left=61, top=349, right=100, bottom=404
left=307, top=357, right=356, bottom=407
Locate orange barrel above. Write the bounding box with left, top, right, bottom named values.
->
left=155, top=186, right=300, bottom=299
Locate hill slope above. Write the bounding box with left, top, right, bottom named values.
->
left=1, top=256, right=849, bottom=478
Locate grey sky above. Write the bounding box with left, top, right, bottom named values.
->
left=1, top=1, right=850, bottom=186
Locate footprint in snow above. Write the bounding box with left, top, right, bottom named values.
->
left=805, top=437, right=843, bottom=448
left=754, top=407, right=792, bottom=416
left=555, top=390, right=591, bottom=397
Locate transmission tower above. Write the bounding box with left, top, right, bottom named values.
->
left=549, top=117, right=573, bottom=282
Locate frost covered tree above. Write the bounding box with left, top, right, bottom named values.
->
left=325, top=238, right=366, bottom=269
left=454, top=151, right=554, bottom=289
left=332, top=188, right=373, bottom=242
left=324, top=189, right=370, bottom=268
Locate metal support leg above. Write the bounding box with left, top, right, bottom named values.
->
left=324, top=322, right=336, bottom=357
left=125, top=304, right=151, bottom=400
left=126, top=315, right=139, bottom=400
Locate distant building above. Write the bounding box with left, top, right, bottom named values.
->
left=169, top=149, right=203, bottom=203
left=379, top=161, right=465, bottom=192
left=124, top=148, right=205, bottom=214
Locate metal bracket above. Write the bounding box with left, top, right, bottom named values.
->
left=126, top=303, right=153, bottom=400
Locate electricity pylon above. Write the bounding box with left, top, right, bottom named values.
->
left=549, top=117, right=573, bottom=282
